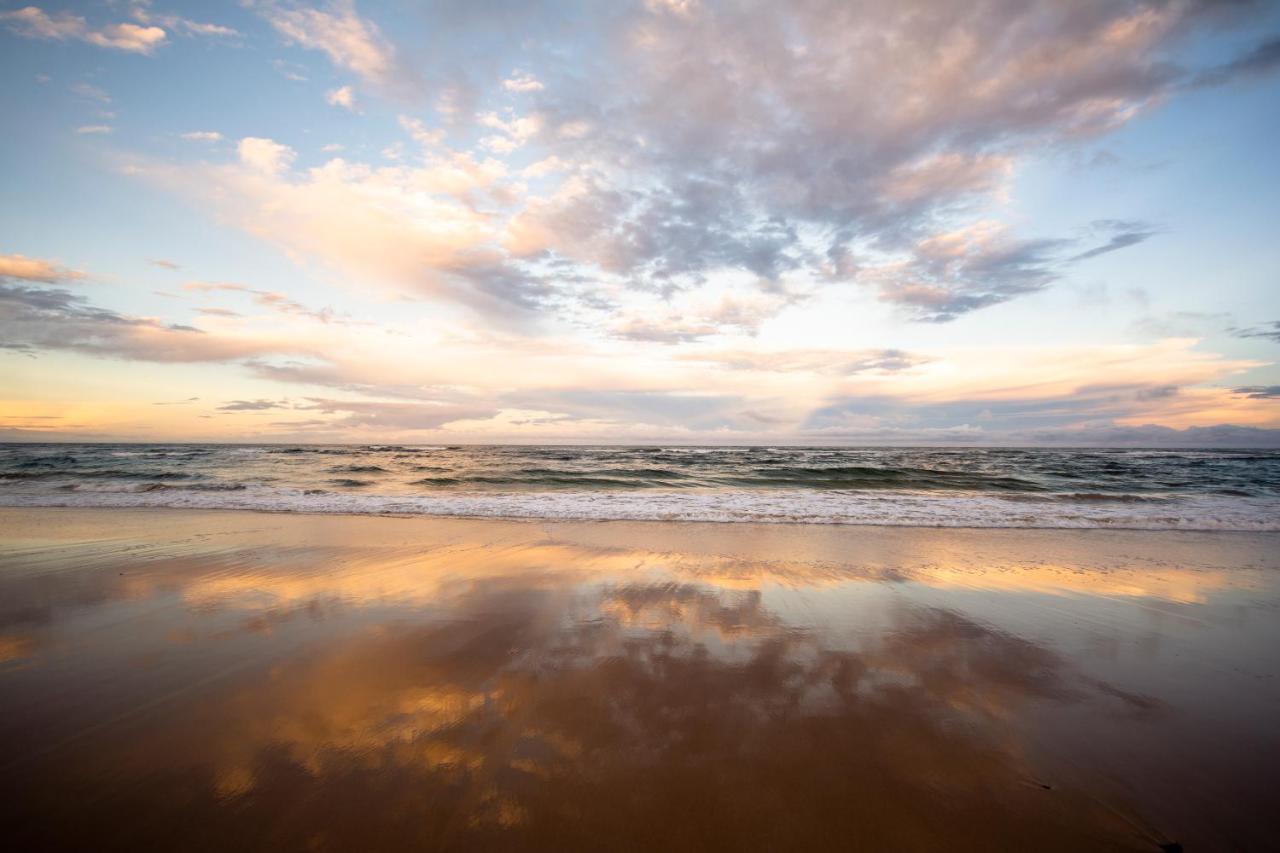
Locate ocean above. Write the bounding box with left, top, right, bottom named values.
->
left=2, top=443, right=1278, bottom=530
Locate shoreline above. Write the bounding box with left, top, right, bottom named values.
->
left=2, top=499, right=1278, bottom=530
left=3, top=493, right=1276, bottom=533
left=5, top=506, right=1276, bottom=600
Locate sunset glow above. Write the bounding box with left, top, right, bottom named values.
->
left=2, top=0, right=1278, bottom=444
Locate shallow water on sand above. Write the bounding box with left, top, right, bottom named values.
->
left=1, top=509, right=1278, bottom=851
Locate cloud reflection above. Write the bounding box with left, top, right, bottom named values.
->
left=3, top=511, right=1273, bottom=850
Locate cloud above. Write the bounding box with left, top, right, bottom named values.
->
left=610, top=316, right=718, bottom=344
left=0, top=282, right=310, bottom=363
left=1016, top=424, right=1280, bottom=449
left=487, top=1, right=1200, bottom=305
left=1233, top=386, right=1280, bottom=400
left=1230, top=321, right=1280, bottom=343
left=1, top=6, right=84, bottom=40
left=683, top=348, right=930, bottom=376
left=0, top=252, right=84, bottom=283
left=259, top=0, right=407, bottom=91
left=1190, top=35, right=1280, bottom=88
left=295, top=397, right=495, bottom=430
left=261, top=5, right=1244, bottom=325
left=128, top=1, right=1274, bottom=336
left=754, top=336, right=1275, bottom=441
left=2, top=6, right=167, bottom=53
left=325, top=85, right=356, bottom=110
left=802, top=372, right=1277, bottom=438
left=237, top=137, right=295, bottom=174
left=171, top=20, right=238, bottom=38
left=183, top=281, right=344, bottom=324
left=794, top=421, right=1280, bottom=447
left=503, top=389, right=747, bottom=432
left=859, top=223, right=1068, bottom=322
left=218, top=399, right=290, bottom=412
left=1067, top=220, right=1161, bottom=262
left=143, top=141, right=559, bottom=320
left=128, top=4, right=240, bottom=39
left=493, top=1, right=1268, bottom=322
left=74, top=124, right=112, bottom=135
left=85, top=22, right=166, bottom=53
left=200, top=328, right=1279, bottom=443
left=611, top=288, right=798, bottom=342
left=862, top=220, right=1162, bottom=321
left=502, top=71, right=544, bottom=93
left=505, top=172, right=805, bottom=289
left=181, top=131, right=223, bottom=142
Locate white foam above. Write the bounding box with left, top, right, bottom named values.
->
left=1, top=487, right=1277, bottom=531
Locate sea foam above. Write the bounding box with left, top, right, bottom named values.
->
left=2, top=485, right=1277, bottom=531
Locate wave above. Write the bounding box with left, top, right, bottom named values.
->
left=390, top=465, right=1045, bottom=491
left=0, top=469, right=202, bottom=481
left=409, top=474, right=657, bottom=488
left=1002, top=492, right=1174, bottom=504
left=134, top=482, right=248, bottom=493
left=1, top=487, right=1276, bottom=531
left=715, top=465, right=1044, bottom=490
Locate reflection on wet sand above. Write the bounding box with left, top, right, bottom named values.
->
left=1, top=508, right=1277, bottom=851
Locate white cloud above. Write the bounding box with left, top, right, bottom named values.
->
left=85, top=22, right=166, bottom=53
left=144, top=134, right=542, bottom=317
left=476, top=111, right=542, bottom=154
left=521, top=156, right=570, bottom=179
left=1, top=7, right=167, bottom=54
left=2, top=6, right=86, bottom=40
left=135, top=2, right=1280, bottom=349
left=260, top=0, right=402, bottom=89
left=646, top=0, right=698, bottom=17
left=129, top=5, right=239, bottom=39
left=237, top=137, right=296, bottom=175
left=325, top=85, right=356, bottom=110
left=75, top=124, right=113, bottom=135
left=611, top=287, right=795, bottom=343
left=502, top=71, right=544, bottom=93
left=481, top=135, right=520, bottom=155
left=0, top=253, right=84, bottom=283
left=467, top=0, right=1224, bottom=320
left=181, top=131, right=224, bottom=142
left=398, top=115, right=444, bottom=149
left=175, top=20, right=238, bottom=37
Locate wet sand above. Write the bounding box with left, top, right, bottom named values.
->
left=1, top=508, right=1277, bottom=851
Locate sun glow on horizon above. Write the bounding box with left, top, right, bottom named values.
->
left=2, top=1, right=1278, bottom=445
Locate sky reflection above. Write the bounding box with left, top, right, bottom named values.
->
left=1, top=509, right=1277, bottom=851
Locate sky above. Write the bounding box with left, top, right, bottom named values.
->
left=1, top=0, right=1279, bottom=445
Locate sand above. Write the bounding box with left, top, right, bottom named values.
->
left=1, top=507, right=1277, bottom=851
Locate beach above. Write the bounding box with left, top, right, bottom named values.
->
left=1, top=507, right=1277, bottom=851
left=6, top=0, right=1280, bottom=846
